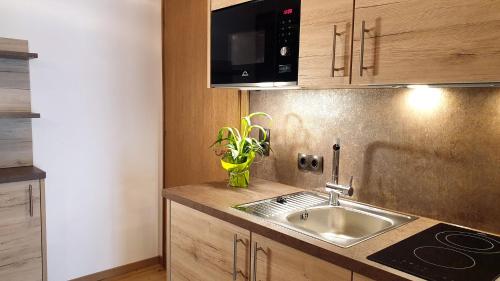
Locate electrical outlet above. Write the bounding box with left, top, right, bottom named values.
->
left=297, top=153, right=323, bottom=173
left=310, top=155, right=323, bottom=173
left=297, top=153, right=309, bottom=170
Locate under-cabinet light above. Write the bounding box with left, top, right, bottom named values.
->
left=407, top=84, right=430, bottom=89
left=407, top=86, right=443, bottom=112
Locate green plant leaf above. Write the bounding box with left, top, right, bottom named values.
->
left=247, top=112, right=272, bottom=120
left=211, top=112, right=272, bottom=163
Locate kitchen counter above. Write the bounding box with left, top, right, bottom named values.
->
left=163, top=178, right=444, bottom=281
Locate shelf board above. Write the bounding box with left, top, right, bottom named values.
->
left=0, top=112, right=41, bottom=118
left=0, top=50, right=38, bottom=60
left=0, top=166, right=46, bottom=184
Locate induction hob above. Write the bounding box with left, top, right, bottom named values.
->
left=368, top=223, right=500, bottom=281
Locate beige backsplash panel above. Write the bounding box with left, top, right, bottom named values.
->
left=250, top=88, right=500, bottom=234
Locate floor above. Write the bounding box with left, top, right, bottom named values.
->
left=103, top=265, right=166, bottom=281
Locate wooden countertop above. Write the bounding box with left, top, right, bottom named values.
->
left=0, top=166, right=46, bottom=184
left=163, top=178, right=443, bottom=281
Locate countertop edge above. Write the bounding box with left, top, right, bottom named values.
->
left=164, top=190, right=413, bottom=281
left=0, top=166, right=47, bottom=185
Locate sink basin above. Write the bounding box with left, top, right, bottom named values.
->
left=235, top=192, right=417, bottom=247
left=286, top=206, right=393, bottom=244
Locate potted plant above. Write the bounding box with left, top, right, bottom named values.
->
left=211, top=112, right=271, bottom=188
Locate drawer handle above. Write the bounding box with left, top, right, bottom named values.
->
left=252, top=242, right=265, bottom=281
left=360, top=20, right=370, bottom=76
left=233, top=234, right=247, bottom=280
left=28, top=184, right=33, bottom=217
left=331, top=25, right=343, bottom=77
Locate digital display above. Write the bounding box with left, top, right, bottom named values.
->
left=283, top=8, right=293, bottom=15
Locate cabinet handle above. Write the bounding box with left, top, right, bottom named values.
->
left=233, top=234, right=247, bottom=280
left=252, top=242, right=264, bottom=281
left=28, top=184, right=33, bottom=217
left=360, top=20, right=369, bottom=77
left=331, top=25, right=341, bottom=77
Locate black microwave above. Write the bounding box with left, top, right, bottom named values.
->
left=211, top=0, right=301, bottom=88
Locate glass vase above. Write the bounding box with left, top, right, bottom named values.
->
left=228, top=169, right=250, bottom=188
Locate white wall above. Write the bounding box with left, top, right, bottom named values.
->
left=0, top=1, right=163, bottom=280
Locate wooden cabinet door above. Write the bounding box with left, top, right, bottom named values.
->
left=298, top=0, right=354, bottom=88
left=211, top=0, right=251, bottom=11
left=251, top=233, right=351, bottom=281
left=169, top=202, right=251, bottom=281
left=353, top=273, right=377, bottom=281
left=351, top=0, right=500, bottom=85
left=0, top=181, right=42, bottom=281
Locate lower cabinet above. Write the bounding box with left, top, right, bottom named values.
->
left=252, top=233, right=351, bottom=281
left=168, top=200, right=359, bottom=281
left=0, top=180, right=43, bottom=281
left=352, top=273, right=376, bottom=281
left=169, top=201, right=250, bottom=281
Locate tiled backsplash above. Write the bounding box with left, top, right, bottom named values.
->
left=250, top=88, right=500, bottom=234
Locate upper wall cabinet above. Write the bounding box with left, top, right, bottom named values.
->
left=211, top=0, right=251, bottom=11
left=298, top=0, right=354, bottom=88
left=351, top=0, right=500, bottom=85
left=210, top=0, right=500, bottom=88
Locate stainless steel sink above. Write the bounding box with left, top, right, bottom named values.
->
left=235, top=191, right=417, bottom=248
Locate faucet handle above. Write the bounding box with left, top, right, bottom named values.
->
left=325, top=179, right=354, bottom=197
left=347, top=176, right=354, bottom=196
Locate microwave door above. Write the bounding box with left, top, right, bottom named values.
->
left=211, top=1, right=277, bottom=85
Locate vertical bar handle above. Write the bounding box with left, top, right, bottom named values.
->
left=28, top=184, right=33, bottom=217
left=252, top=242, right=258, bottom=281
left=331, top=25, right=338, bottom=77
left=233, top=234, right=238, bottom=280
left=252, top=242, right=265, bottom=281
left=233, top=234, right=247, bottom=280
left=359, top=20, right=370, bottom=77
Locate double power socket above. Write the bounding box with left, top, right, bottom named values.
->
left=297, top=153, right=323, bottom=173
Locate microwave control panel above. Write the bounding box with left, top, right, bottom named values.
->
left=277, top=6, right=300, bottom=75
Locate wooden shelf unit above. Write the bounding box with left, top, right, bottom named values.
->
left=0, top=37, right=46, bottom=281
left=0, top=50, right=38, bottom=60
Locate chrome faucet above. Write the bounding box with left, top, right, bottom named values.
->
left=325, top=139, right=354, bottom=206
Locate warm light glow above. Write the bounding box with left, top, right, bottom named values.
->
left=407, top=84, right=430, bottom=89
left=406, top=87, right=443, bottom=112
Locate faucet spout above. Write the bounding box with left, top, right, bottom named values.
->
left=332, top=139, right=340, bottom=184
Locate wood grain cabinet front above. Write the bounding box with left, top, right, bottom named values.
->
left=211, top=0, right=251, bottom=11
left=169, top=202, right=251, bottom=281
left=209, top=0, right=500, bottom=87
left=353, top=272, right=377, bottom=281
left=351, top=0, right=500, bottom=85
left=0, top=180, right=43, bottom=281
left=251, top=233, right=351, bottom=281
left=298, top=0, right=354, bottom=88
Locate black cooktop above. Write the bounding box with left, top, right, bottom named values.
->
left=368, top=223, right=500, bottom=281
